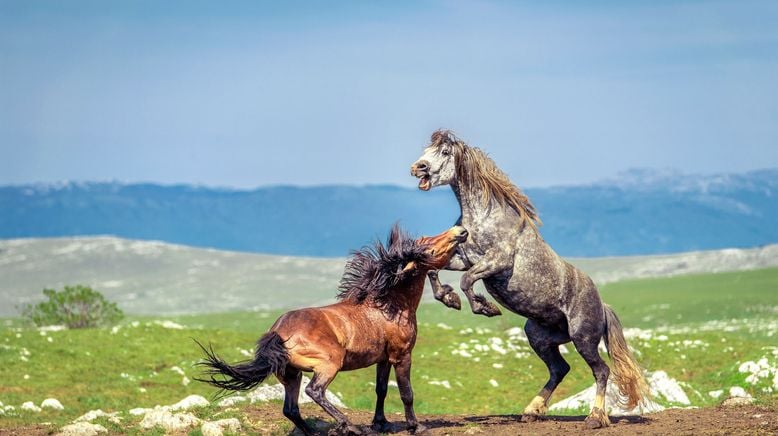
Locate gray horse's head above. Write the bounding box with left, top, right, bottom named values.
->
left=410, top=130, right=460, bottom=191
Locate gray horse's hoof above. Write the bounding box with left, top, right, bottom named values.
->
left=473, top=296, right=502, bottom=317
left=521, top=413, right=542, bottom=423
left=584, top=407, right=611, bottom=429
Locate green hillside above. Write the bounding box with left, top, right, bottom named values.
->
left=1, top=268, right=776, bottom=433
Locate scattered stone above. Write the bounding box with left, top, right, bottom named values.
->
left=41, top=398, right=64, bottom=410
left=201, top=418, right=242, bottom=436
left=75, top=409, right=121, bottom=424
left=722, top=396, right=755, bottom=407
left=154, top=320, right=185, bottom=329
left=57, top=422, right=107, bottom=436
left=217, top=396, right=247, bottom=407
left=21, top=401, right=42, bottom=412
left=722, top=386, right=755, bottom=406
left=128, top=407, right=149, bottom=416
left=170, top=394, right=209, bottom=411
left=139, top=408, right=201, bottom=431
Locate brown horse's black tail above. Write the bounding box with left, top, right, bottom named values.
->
left=602, top=304, right=651, bottom=409
left=195, top=332, right=289, bottom=393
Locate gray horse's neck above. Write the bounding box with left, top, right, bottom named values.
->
left=451, top=181, right=532, bottom=234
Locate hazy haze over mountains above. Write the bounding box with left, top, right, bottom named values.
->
left=2, top=168, right=776, bottom=257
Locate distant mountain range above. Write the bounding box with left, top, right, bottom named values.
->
left=2, top=168, right=777, bottom=257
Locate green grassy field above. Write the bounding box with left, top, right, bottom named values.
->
left=1, top=268, right=777, bottom=433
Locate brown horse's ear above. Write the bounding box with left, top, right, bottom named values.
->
left=399, top=261, right=417, bottom=278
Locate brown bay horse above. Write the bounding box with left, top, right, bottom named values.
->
left=196, top=225, right=468, bottom=435
left=411, top=130, right=649, bottom=428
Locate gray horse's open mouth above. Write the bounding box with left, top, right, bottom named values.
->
left=418, top=175, right=431, bottom=191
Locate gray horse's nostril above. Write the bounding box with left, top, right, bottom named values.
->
left=413, top=161, right=429, bottom=173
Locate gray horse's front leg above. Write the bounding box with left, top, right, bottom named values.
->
left=428, top=271, right=461, bottom=310
left=429, top=251, right=469, bottom=310
left=459, top=259, right=504, bottom=317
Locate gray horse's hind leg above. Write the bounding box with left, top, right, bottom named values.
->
left=521, top=319, right=571, bottom=422
left=570, top=329, right=611, bottom=428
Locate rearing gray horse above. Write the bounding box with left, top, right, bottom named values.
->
left=410, top=130, right=648, bottom=429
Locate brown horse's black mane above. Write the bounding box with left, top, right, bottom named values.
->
left=337, top=225, right=431, bottom=316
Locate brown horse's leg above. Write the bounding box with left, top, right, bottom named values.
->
left=279, top=367, right=313, bottom=435
left=305, top=365, right=357, bottom=433
left=395, top=357, right=424, bottom=434
left=521, top=319, right=571, bottom=422
left=427, top=271, right=462, bottom=310
left=371, top=360, right=393, bottom=432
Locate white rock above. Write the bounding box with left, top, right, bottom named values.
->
left=171, top=394, right=209, bottom=411
left=139, top=408, right=201, bottom=431
left=489, top=379, right=499, bottom=387
left=128, top=407, right=149, bottom=416
left=57, top=422, right=107, bottom=436
left=75, top=409, right=120, bottom=423
left=708, top=389, right=724, bottom=399
left=728, top=386, right=752, bottom=398
left=217, top=396, right=247, bottom=407
left=722, top=396, right=755, bottom=406
left=154, top=320, right=185, bottom=329
left=550, top=370, right=688, bottom=416
left=201, top=418, right=242, bottom=436
left=41, top=398, right=64, bottom=410
left=649, top=370, right=690, bottom=405
left=21, top=401, right=42, bottom=412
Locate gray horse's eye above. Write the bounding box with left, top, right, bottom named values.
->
left=441, top=149, right=450, bottom=156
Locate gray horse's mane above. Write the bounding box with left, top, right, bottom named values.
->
left=429, top=129, right=542, bottom=229
left=336, top=225, right=431, bottom=317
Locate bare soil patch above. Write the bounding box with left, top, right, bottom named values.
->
left=242, top=403, right=778, bottom=435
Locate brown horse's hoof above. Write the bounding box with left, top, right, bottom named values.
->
left=584, top=407, right=611, bottom=429
left=407, top=423, right=428, bottom=434
left=328, top=423, right=365, bottom=436
left=441, top=286, right=462, bottom=310
left=371, top=419, right=393, bottom=433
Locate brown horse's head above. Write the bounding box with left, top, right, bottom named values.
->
left=336, top=225, right=466, bottom=316
left=416, top=225, right=468, bottom=270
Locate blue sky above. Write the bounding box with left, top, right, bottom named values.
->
left=1, top=1, right=777, bottom=188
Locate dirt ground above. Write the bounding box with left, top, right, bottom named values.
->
left=1, top=403, right=776, bottom=435
left=241, top=402, right=778, bottom=435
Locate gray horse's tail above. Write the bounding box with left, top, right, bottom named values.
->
left=602, top=304, right=650, bottom=409
left=195, top=331, right=289, bottom=393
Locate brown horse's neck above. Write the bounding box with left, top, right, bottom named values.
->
left=389, top=274, right=427, bottom=322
